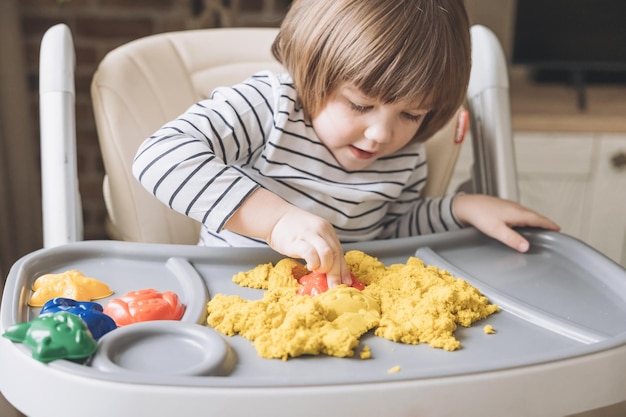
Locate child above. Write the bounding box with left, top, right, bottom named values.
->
left=132, top=0, right=559, bottom=288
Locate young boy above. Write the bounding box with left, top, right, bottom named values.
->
left=132, top=0, right=559, bottom=288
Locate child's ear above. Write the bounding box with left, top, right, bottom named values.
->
left=454, top=109, right=469, bottom=144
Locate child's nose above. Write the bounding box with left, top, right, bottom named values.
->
left=364, top=117, right=393, bottom=144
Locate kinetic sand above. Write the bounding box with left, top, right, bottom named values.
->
left=206, top=250, right=498, bottom=360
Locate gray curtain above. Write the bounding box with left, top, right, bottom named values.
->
left=0, top=0, right=43, bottom=282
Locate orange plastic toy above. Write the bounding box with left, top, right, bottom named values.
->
left=103, top=289, right=185, bottom=326
left=297, top=272, right=365, bottom=296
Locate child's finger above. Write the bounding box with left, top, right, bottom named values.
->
left=482, top=223, right=530, bottom=253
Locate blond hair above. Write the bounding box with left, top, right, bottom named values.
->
left=272, top=0, right=471, bottom=142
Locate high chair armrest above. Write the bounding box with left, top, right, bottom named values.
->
left=39, top=23, right=83, bottom=247
left=466, top=25, right=519, bottom=201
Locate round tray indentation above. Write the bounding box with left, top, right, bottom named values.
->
left=91, top=321, right=235, bottom=377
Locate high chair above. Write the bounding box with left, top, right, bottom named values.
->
left=39, top=23, right=518, bottom=248
left=2, top=22, right=626, bottom=417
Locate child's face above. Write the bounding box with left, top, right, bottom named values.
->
left=312, top=84, right=429, bottom=171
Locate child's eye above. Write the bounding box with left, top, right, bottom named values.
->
left=349, top=102, right=372, bottom=113
left=402, top=113, right=423, bottom=123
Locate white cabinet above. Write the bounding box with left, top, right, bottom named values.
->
left=448, top=132, right=626, bottom=268
left=584, top=134, right=626, bottom=267
left=515, top=132, right=595, bottom=241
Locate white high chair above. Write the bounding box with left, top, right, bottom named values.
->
left=39, top=23, right=518, bottom=248
left=11, top=22, right=625, bottom=417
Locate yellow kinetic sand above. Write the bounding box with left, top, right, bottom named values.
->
left=207, top=250, right=498, bottom=360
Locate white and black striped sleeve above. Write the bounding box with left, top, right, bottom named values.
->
left=132, top=75, right=275, bottom=232
left=380, top=161, right=464, bottom=238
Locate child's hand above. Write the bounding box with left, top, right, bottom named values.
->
left=452, top=194, right=560, bottom=252
left=225, top=188, right=351, bottom=287
left=268, top=206, right=352, bottom=288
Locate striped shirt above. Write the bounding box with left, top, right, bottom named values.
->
left=132, top=71, right=463, bottom=247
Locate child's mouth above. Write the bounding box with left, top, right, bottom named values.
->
left=349, top=145, right=375, bottom=160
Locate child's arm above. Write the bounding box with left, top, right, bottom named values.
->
left=452, top=194, right=560, bottom=252
left=224, top=187, right=353, bottom=287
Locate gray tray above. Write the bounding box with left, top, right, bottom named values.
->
left=2, top=228, right=626, bottom=417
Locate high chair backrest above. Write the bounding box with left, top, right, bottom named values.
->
left=91, top=28, right=284, bottom=244
left=90, top=27, right=465, bottom=244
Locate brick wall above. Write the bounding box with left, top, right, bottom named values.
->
left=18, top=0, right=289, bottom=240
